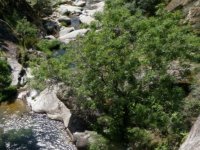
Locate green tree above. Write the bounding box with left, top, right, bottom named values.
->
left=32, top=1, right=200, bottom=149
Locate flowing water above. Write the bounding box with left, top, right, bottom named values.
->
left=0, top=100, right=76, bottom=150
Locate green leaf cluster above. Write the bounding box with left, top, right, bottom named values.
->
left=32, top=0, right=200, bottom=149
left=0, top=59, right=17, bottom=102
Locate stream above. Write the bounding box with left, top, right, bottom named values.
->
left=0, top=1, right=105, bottom=149
left=0, top=100, right=76, bottom=150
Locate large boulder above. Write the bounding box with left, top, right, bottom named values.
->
left=59, top=29, right=89, bottom=43
left=58, top=4, right=82, bottom=15
left=79, top=14, right=95, bottom=24
left=73, top=131, right=108, bottom=150
left=59, top=27, right=75, bottom=37
left=26, top=86, right=71, bottom=128
left=166, top=0, right=200, bottom=32
left=73, top=1, right=86, bottom=7
left=180, top=116, right=200, bottom=150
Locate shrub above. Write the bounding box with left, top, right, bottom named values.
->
left=16, top=18, right=38, bottom=48
left=32, top=1, right=200, bottom=149
left=0, top=59, right=17, bottom=102
left=36, top=39, right=61, bottom=54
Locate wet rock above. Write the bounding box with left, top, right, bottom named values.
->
left=58, top=16, right=72, bottom=26
left=71, top=16, right=81, bottom=29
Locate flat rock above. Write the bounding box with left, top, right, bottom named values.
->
left=59, top=27, right=75, bottom=37
left=83, top=1, right=104, bottom=16
left=59, top=29, right=89, bottom=40
left=58, top=4, right=82, bottom=15
left=79, top=14, right=95, bottom=24
left=45, top=35, right=56, bottom=40
left=58, top=16, right=71, bottom=26
left=73, top=1, right=86, bottom=7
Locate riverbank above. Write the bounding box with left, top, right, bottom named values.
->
left=0, top=0, right=105, bottom=149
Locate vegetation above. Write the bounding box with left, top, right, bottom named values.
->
left=0, top=59, right=17, bottom=102
left=36, top=39, right=62, bottom=54
left=1, top=0, right=200, bottom=149
left=31, top=0, right=200, bottom=149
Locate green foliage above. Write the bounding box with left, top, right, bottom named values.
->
left=0, top=59, right=11, bottom=88
left=32, top=1, right=200, bottom=149
left=0, top=59, right=17, bottom=102
left=89, top=134, right=109, bottom=150
left=106, top=0, right=164, bottom=15
left=31, top=0, right=53, bottom=16
left=16, top=18, right=38, bottom=47
left=127, top=127, right=156, bottom=149
left=36, top=39, right=61, bottom=54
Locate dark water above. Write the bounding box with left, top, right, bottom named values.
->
left=70, top=16, right=80, bottom=29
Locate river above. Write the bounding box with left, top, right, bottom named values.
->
left=0, top=100, right=76, bottom=150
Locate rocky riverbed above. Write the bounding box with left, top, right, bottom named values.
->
left=1, top=0, right=105, bottom=149
left=0, top=100, right=76, bottom=150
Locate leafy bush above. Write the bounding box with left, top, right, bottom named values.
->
left=127, top=127, right=156, bottom=149
left=32, top=0, right=200, bottom=149
left=0, top=59, right=11, bottom=88
left=0, top=59, right=17, bottom=102
left=89, top=133, right=109, bottom=150
left=16, top=18, right=38, bottom=47
left=36, top=39, right=61, bottom=54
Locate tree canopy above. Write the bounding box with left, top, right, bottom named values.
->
left=31, top=0, right=200, bottom=149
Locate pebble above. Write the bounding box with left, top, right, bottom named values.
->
left=2, top=113, right=76, bottom=150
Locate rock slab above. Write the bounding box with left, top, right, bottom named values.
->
left=27, top=86, right=71, bottom=128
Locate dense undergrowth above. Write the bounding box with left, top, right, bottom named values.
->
left=30, top=0, right=200, bottom=149
left=1, top=0, right=200, bottom=149
left=0, top=59, right=17, bottom=102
